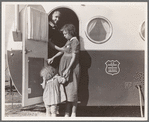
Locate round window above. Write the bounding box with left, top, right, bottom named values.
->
left=85, top=16, right=113, bottom=44
left=139, top=21, right=145, bottom=40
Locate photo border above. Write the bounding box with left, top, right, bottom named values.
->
left=1, top=0, right=148, bottom=121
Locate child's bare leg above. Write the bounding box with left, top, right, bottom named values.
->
left=51, top=104, right=57, bottom=117
left=56, top=105, right=59, bottom=114
left=71, top=101, right=77, bottom=117
left=65, top=102, right=71, bottom=117
left=46, top=105, right=51, bottom=117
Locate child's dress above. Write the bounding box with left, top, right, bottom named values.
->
left=43, top=74, right=66, bottom=106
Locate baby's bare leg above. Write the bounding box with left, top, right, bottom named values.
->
left=51, top=104, right=57, bottom=117
left=45, top=105, right=51, bottom=117
left=56, top=105, right=59, bottom=114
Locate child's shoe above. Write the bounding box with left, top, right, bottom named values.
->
left=51, top=114, right=56, bottom=117
left=56, top=106, right=59, bottom=114
left=46, top=108, right=51, bottom=117
left=64, top=113, right=70, bottom=117
left=71, top=113, right=76, bottom=117
left=46, top=112, right=51, bottom=117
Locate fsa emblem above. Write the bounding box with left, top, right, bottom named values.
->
left=105, top=60, right=120, bottom=76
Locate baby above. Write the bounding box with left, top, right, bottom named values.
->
left=40, top=65, right=66, bottom=117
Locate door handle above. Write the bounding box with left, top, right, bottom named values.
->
left=25, top=48, right=32, bottom=54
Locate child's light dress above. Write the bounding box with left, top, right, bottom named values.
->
left=43, top=74, right=66, bottom=106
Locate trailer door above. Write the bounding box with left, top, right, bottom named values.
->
left=22, top=6, right=48, bottom=107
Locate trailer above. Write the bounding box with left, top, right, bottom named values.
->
left=5, top=2, right=147, bottom=109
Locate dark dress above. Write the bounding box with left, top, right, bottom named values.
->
left=59, top=37, right=80, bottom=102
left=48, top=23, right=66, bottom=68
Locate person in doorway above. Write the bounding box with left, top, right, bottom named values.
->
left=48, top=10, right=66, bottom=69
left=47, top=24, right=80, bottom=117
left=40, top=65, right=66, bottom=117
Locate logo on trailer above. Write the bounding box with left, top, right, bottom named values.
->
left=105, top=60, right=120, bottom=76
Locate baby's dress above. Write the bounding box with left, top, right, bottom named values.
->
left=59, top=37, right=80, bottom=102
left=43, top=74, right=66, bottom=106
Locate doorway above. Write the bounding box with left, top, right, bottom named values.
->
left=48, top=7, right=79, bottom=68
left=48, top=7, right=79, bottom=39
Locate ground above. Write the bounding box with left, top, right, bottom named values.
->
left=5, top=80, right=46, bottom=117
left=4, top=80, right=143, bottom=118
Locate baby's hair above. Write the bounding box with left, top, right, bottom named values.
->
left=60, top=24, right=76, bottom=37
left=40, top=66, right=57, bottom=81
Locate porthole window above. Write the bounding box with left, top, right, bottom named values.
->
left=85, top=16, right=113, bottom=44
left=139, top=21, right=145, bottom=40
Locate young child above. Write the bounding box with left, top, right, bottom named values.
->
left=40, top=65, right=66, bottom=117
left=47, top=24, right=80, bottom=117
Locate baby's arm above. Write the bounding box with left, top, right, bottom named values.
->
left=41, top=77, right=46, bottom=89
left=57, top=76, right=66, bottom=84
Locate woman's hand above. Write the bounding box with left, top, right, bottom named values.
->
left=63, top=68, right=70, bottom=79
left=47, top=58, right=54, bottom=64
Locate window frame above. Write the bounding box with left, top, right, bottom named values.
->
left=85, top=16, right=113, bottom=44
left=139, top=21, right=145, bottom=41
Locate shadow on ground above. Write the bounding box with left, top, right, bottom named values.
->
left=18, top=103, right=143, bottom=117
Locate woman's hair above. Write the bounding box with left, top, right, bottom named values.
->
left=40, top=66, right=57, bottom=81
left=60, top=24, right=76, bottom=37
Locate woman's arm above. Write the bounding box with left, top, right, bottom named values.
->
left=63, top=53, right=76, bottom=77
left=47, top=51, right=63, bottom=64
left=63, top=38, right=80, bottom=78
left=67, top=53, right=76, bottom=70
left=65, top=39, right=79, bottom=70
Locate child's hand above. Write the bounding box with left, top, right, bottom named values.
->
left=47, top=58, right=54, bottom=64
left=58, top=76, right=66, bottom=84
left=63, top=69, right=70, bottom=79
left=61, top=78, right=66, bottom=84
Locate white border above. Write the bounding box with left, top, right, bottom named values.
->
left=144, top=3, right=148, bottom=119
left=2, top=2, right=148, bottom=121
left=2, top=2, right=6, bottom=120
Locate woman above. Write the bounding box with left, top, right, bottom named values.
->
left=48, top=10, right=66, bottom=68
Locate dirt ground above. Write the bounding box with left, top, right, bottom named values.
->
left=5, top=104, right=46, bottom=117
left=5, top=81, right=46, bottom=117
left=4, top=81, right=143, bottom=118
